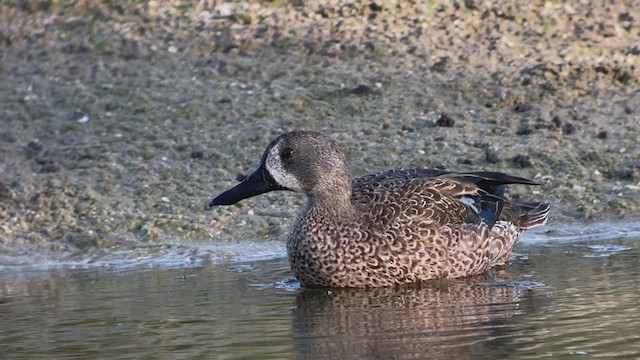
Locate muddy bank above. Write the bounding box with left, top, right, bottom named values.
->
left=0, top=1, right=638, bottom=264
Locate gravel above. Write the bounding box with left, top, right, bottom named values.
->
left=0, top=1, right=638, bottom=264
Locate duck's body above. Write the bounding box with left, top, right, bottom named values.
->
left=210, top=131, right=550, bottom=288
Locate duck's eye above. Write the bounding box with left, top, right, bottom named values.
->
left=281, top=148, right=294, bottom=159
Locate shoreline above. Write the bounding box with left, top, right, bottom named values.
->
left=0, top=1, right=638, bottom=259
left=2, top=220, right=640, bottom=270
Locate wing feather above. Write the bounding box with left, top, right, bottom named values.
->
left=351, top=168, right=544, bottom=231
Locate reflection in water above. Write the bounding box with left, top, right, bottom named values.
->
left=292, top=271, right=543, bottom=360
left=0, top=237, right=639, bottom=359
left=0, top=265, right=295, bottom=358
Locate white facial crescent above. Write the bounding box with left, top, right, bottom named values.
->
left=265, top=140, right=304, bottom=192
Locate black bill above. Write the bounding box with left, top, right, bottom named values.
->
left=209, top=164, right=285, bottom=206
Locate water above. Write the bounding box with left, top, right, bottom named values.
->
left=1, top=227, right=640, bottom=359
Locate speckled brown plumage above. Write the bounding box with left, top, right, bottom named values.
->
left=210, top=131, right=550, bottom=288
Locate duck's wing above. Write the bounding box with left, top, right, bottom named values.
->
left=351, top=169, right=546, bottom=231
left=458, top=172, right=550, bottom=229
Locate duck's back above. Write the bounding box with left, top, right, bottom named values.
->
left=352, top=168, right=548, bottom=231
left=352, top=169, right=483, bottom=231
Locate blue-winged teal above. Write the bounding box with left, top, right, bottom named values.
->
left=210, top=131, right=550, bottom=288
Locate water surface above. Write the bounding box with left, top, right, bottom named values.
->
left=1, top=229, right=639, bottom=359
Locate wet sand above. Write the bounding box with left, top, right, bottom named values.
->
left=0, top=1, right=638, bottom=264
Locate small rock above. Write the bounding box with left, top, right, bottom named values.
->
left=430, top=56, right=449, bottom=73
left=513, top=103, right=531, bottom=113
left=615, top=71, right=631, bottom=84
left=473, top=141, right=489, bottom=150
left=168, top=46, right=178, bottom=54
left=222, top=44, right=239, bottom=53
left=40, top=162, right=61, bottom=173
left=105, top=102, right=118, bottom=111
left=348, top=84, right=374, bottom=95
left=581, top=151, right=600, bottom=162
left=26, top=140, right=43, bottom=158
left=516, top=123, right=533, bottom=135
left=464, top=0, right=478, bottom=10
left=618, top=12, right=634, bottom=22
left=67, top=109, right=84, bottom=121
left=0, top=181, right=12, bottom=199
left=236, top=173, right=247, bottom=182
left=435, top=113, right=455, bottom=127
left=596, top=130, right=607, bottom=139
left=190, top=150, right=204, bottom=159
left=161, top=197, right=170, bottom=203
left=597, top=22, right=616, bottom=37
left=485, top=148, right=500, bottom=164
left=77, top=115, right=89, bottom=123
left=401, top=124, right=415, bottom=132
left=594, top=64, right=608, bottom=74
left=614, top=168, right=635, bottom=180
left=562, top=122, right=576, bottom=135
left=512, top=154, right=533, bottom=168
left=369, top=2, right=383, bottom=12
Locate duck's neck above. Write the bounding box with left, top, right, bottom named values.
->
left=306, top=187, right=355, bottom=219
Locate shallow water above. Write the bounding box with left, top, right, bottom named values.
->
left=1, top=230, right=639, bottom=359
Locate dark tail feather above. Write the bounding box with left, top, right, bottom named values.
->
left=500, top=202, right=550, bottom=229
left=460, top=171, right=541, bottom=200
left=465, top=171, right=542, bottom=187
left=459, top=174, right=543, bottom=229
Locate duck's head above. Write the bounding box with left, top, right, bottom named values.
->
left=209, top=131, right=352, bottom=207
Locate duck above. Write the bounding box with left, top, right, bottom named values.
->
left=209, top=130, right=550, bottom=288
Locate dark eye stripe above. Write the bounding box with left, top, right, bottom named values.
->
left=281, top=147, right=294, bottom=159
